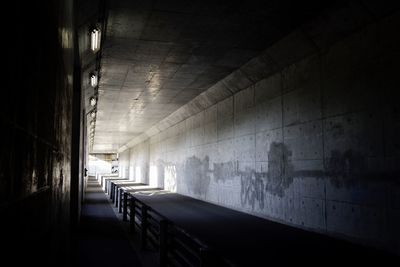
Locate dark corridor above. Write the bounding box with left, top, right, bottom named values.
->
left=1, top=1, right=400, bottom=266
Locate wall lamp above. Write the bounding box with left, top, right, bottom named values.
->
left=90, top=28, right=100, bottom=51
left=90, top=97, right=97, bottom=107
left=90, top=110, right=96, bottom=118
left=90, top=73, right=98, bottom=87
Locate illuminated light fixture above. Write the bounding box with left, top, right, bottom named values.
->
left=90, top=120, right=95, bottom=127
left=90, top=73, right=98, bottom=87
left=90, top=97, right=97, bottom=107
left=90, top=28, right=100, bottom=51
left=90, top=110, right=96, bottom=118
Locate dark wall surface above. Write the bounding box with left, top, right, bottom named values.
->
left=1, top=1, right=75, bottom=265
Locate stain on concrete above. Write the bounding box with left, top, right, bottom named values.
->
left=209, top=142, right=297, bottom=209
left=184, top=156, right=210, bottom=197
left=327, top=149, right=366, bottom=187
left=265, top=142, right=295, bottom=197
left=214, top=161, right=236, bottom=182
left=181, top=145, right=395, bottom=211
left=238, top=143, right=295, bottom=209
left=240, top=142, right=325, bottom=207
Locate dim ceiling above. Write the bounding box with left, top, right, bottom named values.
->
left=92, top=0, right=328, bottom=153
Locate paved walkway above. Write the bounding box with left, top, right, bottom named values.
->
left=77, top=177, right=142, bottom=267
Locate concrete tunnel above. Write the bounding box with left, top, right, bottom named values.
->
left=1, top=0, right=400, bottom=266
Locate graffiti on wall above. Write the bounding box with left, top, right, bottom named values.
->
left=239, top=142, right=295, bottom=210
left=240, top=170, right=266, bottom=210
left=155, top=144, right=397, bottom=212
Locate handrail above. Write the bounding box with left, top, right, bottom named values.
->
left=127, top=194, right=234, bottom=267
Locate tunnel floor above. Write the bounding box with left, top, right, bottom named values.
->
left=132, top=191, right=398, bottom=266
left=75, top=177, right=398, bottom=266
left=76, top=177, right=142, bottom=267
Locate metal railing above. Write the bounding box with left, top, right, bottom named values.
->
left=127, top=195, right=233, bottom=267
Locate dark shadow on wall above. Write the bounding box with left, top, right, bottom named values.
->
left=325, top=149, right=395, bottom=188
left=265, top=142, right=295, bottom=195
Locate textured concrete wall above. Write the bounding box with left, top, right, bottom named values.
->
left=121, top=141, right=151, bottom=183
left=122, top=6, right=400, bottom=253
left=1, top=0, right=75, bottom=265
left=119, top=149, right=130, bottom=178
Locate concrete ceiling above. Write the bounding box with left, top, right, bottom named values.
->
left=92, top=0, right=328, bottom=153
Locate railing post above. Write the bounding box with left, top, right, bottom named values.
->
left=123, top=192, right=128, bottom=221
left=113, top=187, right=118, bottom=205
left=141, top=205, right=148, bottom=249
left=110, top=182, right=114, bottom=200
left=112, top=184, right=116, bottom=202
left=118, top=189, right=123, bottom=213
left=115, top=187, right=119, bottom=207
left=130, top=197, right=135, bottom=234
left=159, top=220, right=168, bottom=267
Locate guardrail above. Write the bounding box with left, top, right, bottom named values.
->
left=127, top=195, right=233, bottom=267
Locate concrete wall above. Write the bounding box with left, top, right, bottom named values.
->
left=119, top=150, right=130, bottom=178
left=127, top=140, right=150, bottom=184
left=122, top=6, right=400, bottom=254
left=1, top=0, right=75, bottom=265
